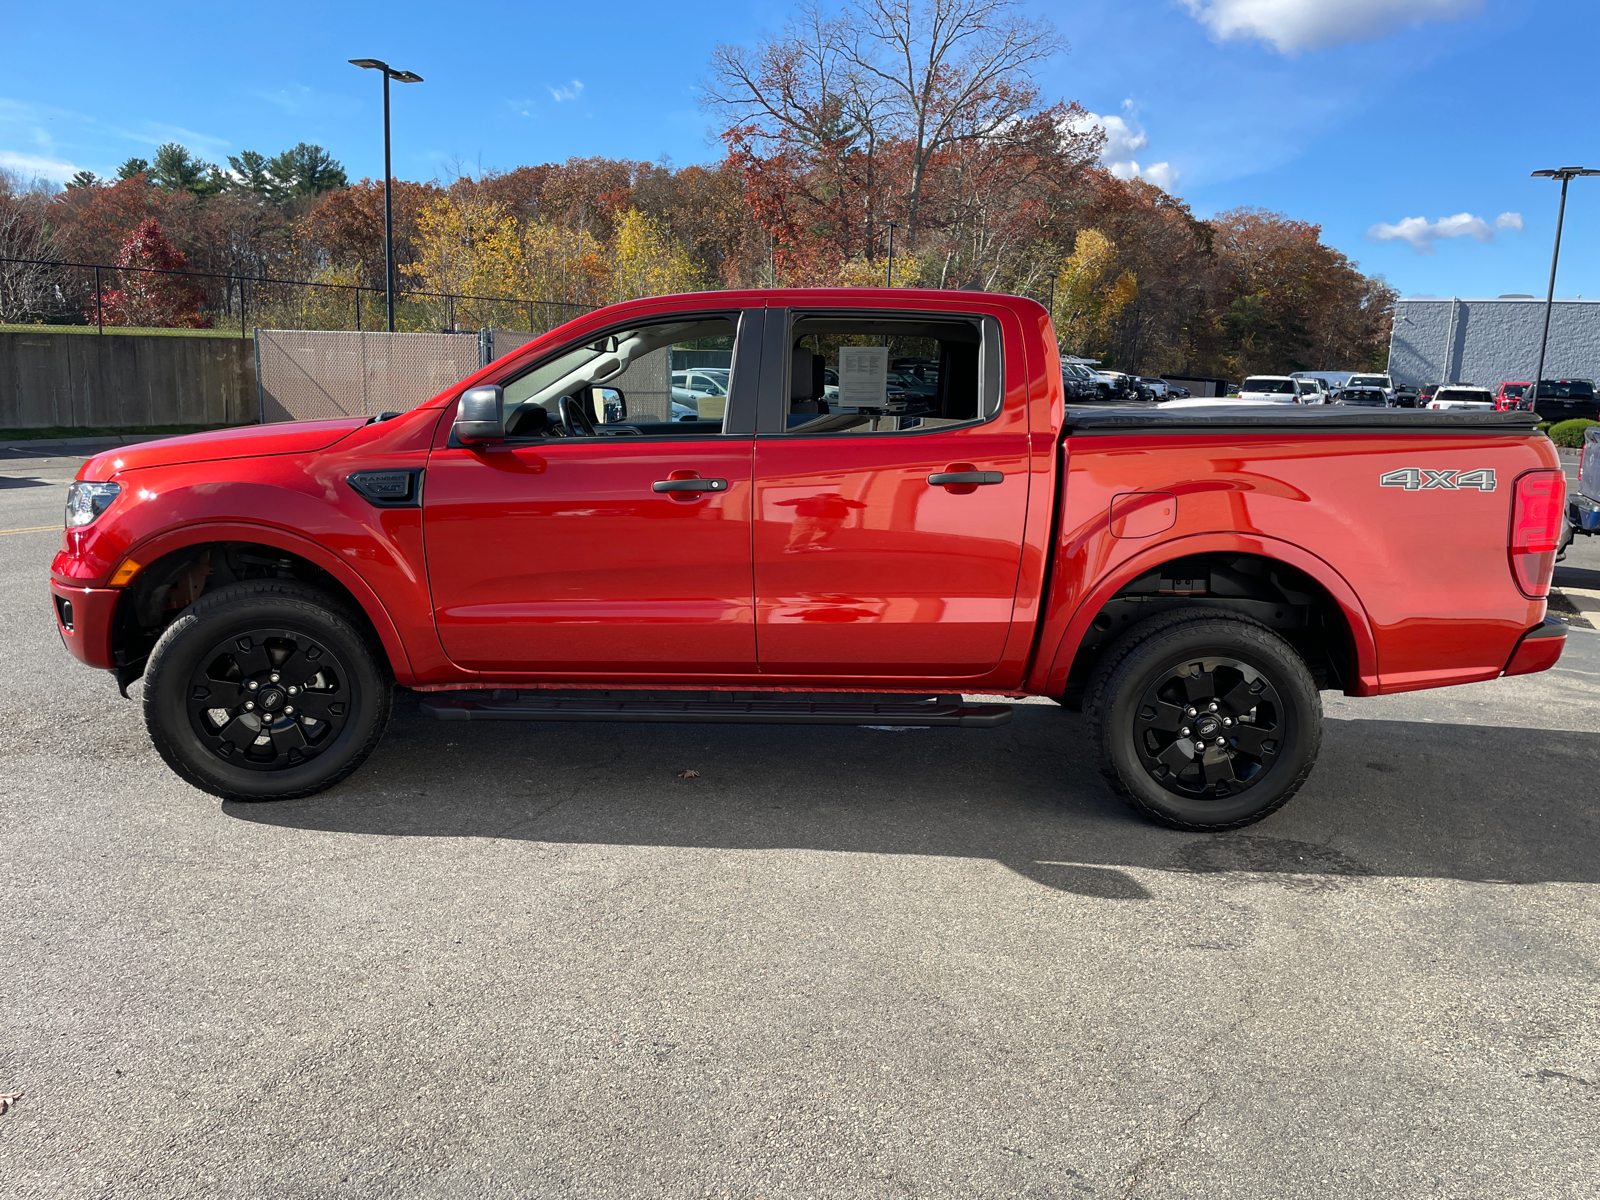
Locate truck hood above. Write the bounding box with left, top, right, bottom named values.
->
left=80, top=418, right=369, bottom=481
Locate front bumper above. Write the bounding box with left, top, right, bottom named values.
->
left=50, top=582, right=120, bottom=670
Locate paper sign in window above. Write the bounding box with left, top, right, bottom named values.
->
left=837, top=346, right=889, bottom=406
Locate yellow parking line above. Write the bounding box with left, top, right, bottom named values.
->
left=0, top=525, right=60, bottom=536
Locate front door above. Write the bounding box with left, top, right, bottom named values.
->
left=752, top=308, right=1031, bottom=678
left=424, top=312, right=757, bottom=676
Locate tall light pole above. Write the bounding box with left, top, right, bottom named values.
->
left=883, top=221, right=903, bottom=288
left=1529, top=166, right=1599, bottom=403
left=350, top=58, right=424, bottom=333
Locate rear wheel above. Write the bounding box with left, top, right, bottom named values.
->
left=142, top=581, right=392, bottom=801
left=1083, top=609, right=1321, bottom=830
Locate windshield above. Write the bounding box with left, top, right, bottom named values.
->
left=1348, top=375, right=1388, bottom=388
left=1537, top=380, right=1595, bottom=398
left=1439, top=390, right=1493, bottom=402
left=1500, top=383, right=1528, bottom=397
left=1242, top=378, right=1297, bottom=394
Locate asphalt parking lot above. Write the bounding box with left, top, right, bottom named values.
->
left=2, top=444, right=1597, bottom=1199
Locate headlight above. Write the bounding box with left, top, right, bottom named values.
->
left=65, top=481, right=122, bottom=528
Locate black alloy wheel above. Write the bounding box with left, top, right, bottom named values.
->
left=1084, top=609, right=1321, bottom=830
left=143, top=580, right=392, bottom=801
left=1132, top=656, right=1282, bottom=799
left=186, top=629, right=351, bottom=770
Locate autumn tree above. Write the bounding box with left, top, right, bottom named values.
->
left=707, top=0, right=1090, bottom=288
left=97, top=219, right=208, bottom=328
left=610, top=208, right=701, bottom=301
left=1052, top=229, right=1137, bottom=357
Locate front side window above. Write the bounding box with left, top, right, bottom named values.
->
left=780, top=314, right=998, bottom=435
left=500, top=316, right=738, bottom=437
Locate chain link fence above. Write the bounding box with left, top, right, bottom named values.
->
left=0, top=255, right=591, bottom=338
left=255, top=327, right=551, bottom=423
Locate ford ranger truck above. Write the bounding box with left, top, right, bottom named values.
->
left=49, top=290, right=1568, bottom=830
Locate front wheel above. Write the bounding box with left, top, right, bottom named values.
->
left=1083, top=609, right=1322, bottom=830
left=142, top=580, right=393, bottom=801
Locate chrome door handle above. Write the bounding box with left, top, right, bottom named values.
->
left=652, top=477, right=728, bottom=493
left=927, top=471, right=1002, bottom=486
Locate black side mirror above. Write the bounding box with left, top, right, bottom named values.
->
left=454, top=385, right=504, bottom=444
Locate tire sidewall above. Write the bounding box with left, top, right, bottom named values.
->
left=145, top=588, right=388, bottom=800
left=1100, top=622, right=1320, bottom=827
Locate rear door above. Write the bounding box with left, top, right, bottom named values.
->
left=424, top=310, right=760, bottom=676
left=750, top=307, right=1032, bottom=678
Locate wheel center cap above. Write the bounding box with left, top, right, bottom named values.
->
left=1194, top=714, right=1221, bottom=738
left=259, top=688, right=285, bottom=711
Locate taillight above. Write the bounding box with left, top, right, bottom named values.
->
left=1508, top=469, right=1566, bottom=598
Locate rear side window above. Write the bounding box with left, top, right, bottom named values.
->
left=780, top=313, right=1000, bottom=435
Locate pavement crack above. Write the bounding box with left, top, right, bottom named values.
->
left=1119, top=1001, right=1257, bottom=1199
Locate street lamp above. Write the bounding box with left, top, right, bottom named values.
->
left=349, top=58, right=424, bottom=333
left=1529, top=166, right=1599, bottom=404
left=883, top=221, right=903, bottom=288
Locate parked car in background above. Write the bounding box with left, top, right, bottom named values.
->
left=1338, top=387, right=1392, bottom=408
left=1140, top=377, right=1170, bottom=399
left=1093, top=371, right=1142, bottom=401
left=1427, top=386, right=1496, bottom=411
left=1061, top=362, right=1106, bottom=402
left=1495, top=382, right=1533, bottom=411
left=1237, top=376, right=1303, bottom=403
left=1417, top=383, right=1444, bottom=407
left=1294, top=378, right=1328, bottom=404
left=1164, top=381, right=1192, bottom=398
left=887, top=369, right=938, bottom=399
left=1532, top=379, right=1600, bottom=424
left=1392, top=383, right=1420, bottom=408
left=1564, top=424, right=1600, bottom=556
left=1346, top=373, right=1395, bottom=402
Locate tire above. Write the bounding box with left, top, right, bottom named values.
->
left=1083, top=608, right=1321, bottom=831
left=142, top=580, right=393, bottom=801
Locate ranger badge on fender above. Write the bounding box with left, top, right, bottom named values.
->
left=1379, top=468, right=1497, bottom=492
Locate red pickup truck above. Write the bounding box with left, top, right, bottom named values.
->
left=50, top=289, right=1568, bottom=830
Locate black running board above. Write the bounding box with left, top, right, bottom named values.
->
left=420, top=690, right=1012, bottom=728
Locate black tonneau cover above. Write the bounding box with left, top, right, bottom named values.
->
left=1066, top=406, right=1541, bottom=435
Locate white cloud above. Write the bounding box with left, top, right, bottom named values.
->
left=1367, top=210, right=1523, bottom=255
left=548, top=80, right=584, bottom=102
left=1071, top=103, right=1179, bottom=191
left=0, top=150, right=81, bottom=181
left=1180, top=0, right=1482, bottom=54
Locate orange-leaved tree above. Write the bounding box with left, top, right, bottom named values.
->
left=97, top=219, right=208, bottom=327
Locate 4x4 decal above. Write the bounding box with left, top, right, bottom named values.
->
left=1379, top=467, right=1497, bottom=492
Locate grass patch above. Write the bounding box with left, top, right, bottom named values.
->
left=0, top=423, right=242, bottom=441
left=0, top=323, right=252, bottom=339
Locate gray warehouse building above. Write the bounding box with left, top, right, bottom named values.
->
left=1388, top=296, right=1600, bottom=388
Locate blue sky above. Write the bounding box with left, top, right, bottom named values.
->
left=2, top=0, right=1594, bottom=299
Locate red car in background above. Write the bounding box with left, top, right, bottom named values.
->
left=1496, top=382, right=1533, bottom=411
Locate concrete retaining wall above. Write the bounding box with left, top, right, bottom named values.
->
left=0, top=331, right=256, bottom=429
left=1389, top=298, right=1600, bottom=387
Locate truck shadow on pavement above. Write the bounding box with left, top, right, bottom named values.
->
left=224, top=700, right=1600, bottom=896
